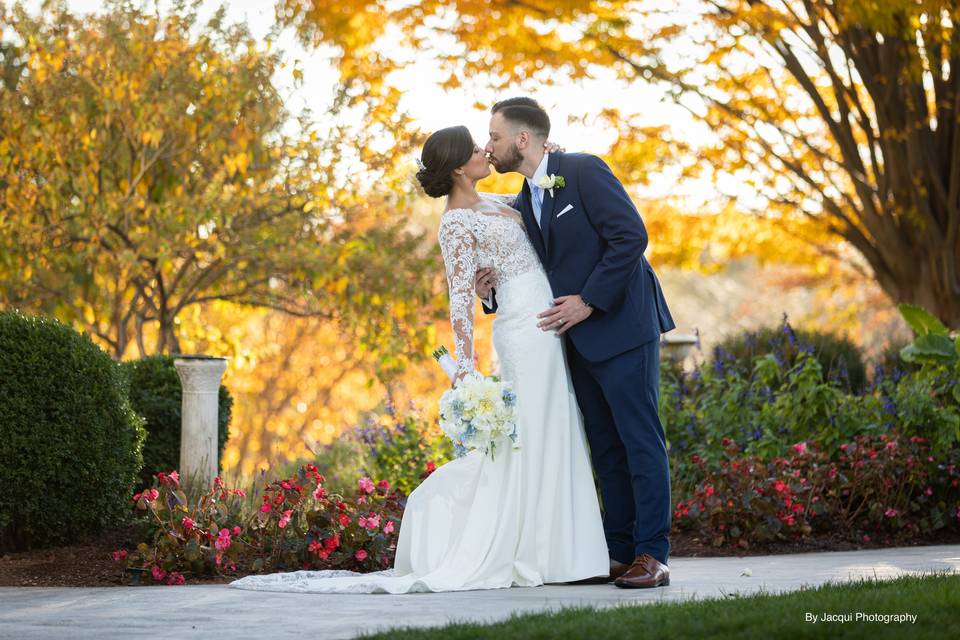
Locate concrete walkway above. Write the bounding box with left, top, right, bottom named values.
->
left=1, top=545, right=958, bottom=639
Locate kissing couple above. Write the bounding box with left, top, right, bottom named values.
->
left=231, top=97, right=676, bottom=594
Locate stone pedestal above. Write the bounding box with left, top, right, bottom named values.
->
left=660, top=333, right=700, bottom=363
left=173, top=355, right=228, bottom=488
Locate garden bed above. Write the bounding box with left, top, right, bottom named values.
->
left=4, top=526, right=959, bottom=588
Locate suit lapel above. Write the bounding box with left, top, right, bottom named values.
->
left=539, top=153, right=561, bottom=248
left=517, top=182, right=546, bottom=263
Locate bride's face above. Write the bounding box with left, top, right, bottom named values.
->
left=458, top=143, right=492, bottom=182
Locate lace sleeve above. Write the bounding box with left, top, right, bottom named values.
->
left=478, top=192, right=518, bottom=209
left=438, top=211, right=478, bottom=379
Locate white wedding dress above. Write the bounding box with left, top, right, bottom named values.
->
left=229, top=195, right=608, bottom=594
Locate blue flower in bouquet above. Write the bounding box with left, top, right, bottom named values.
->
left=438, top=372, right=519, bottom=460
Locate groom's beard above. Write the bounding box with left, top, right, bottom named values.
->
left=491, top=144, right=523, bottom=173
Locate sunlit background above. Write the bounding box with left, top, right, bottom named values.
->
left=4, top=0, right=917, bottom=480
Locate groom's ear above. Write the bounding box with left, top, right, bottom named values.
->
left=516, top=130, right=531, bottom=150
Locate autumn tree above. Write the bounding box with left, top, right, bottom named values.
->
left=278, top=0, right=960, bottom=326
left=0, top=0, right=441, bottom=362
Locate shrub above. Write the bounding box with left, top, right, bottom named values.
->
left=117, top=464, right=411, bottom=583
left=122, top=355, right=232, bottom=488
left=0, top=310, right=145, bottom=551
left=673, top=434, right=960, bottom=549
left=714, top=315, right=867, bottom=392
left=312, top=402, right=453, bottom=497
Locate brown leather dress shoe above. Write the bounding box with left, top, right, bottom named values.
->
left=613, top=554, right=670, bottom=588
left=565, top=558, right=632, bottom=585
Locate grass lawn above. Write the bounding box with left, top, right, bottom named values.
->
left=364, top=572, right=959, bottom=639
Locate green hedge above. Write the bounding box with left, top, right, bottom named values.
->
left=0, top=310, right=145, bottom=551
left=122, top=355, right=232, bottom=488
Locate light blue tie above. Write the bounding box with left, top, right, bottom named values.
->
left=531, top=184, right=544, bottom=227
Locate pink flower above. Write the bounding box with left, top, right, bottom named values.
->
left=214, top=476, right=224, bottom=489
left=167, top=572, right=185, bottom=586
left=215, top=528, right=232, bottom=550
left=182, top=516, right=196, bottom=530
left=324, top=534, right=341, bottom=550
left=383, top=521, right=395, bottom=535
left=703, top=484, right=715, bottom=498
left=863, top=534, right=871, bottom=542
left=366, top=514, right=380, bottom=529
left=232, top=489, right=246, bottom=497
left=358, top=516, right=368, bottom=529
left=232, top=526, right=241, bottom=536
left=169, top=471, right=180, bottom=486
left=885, top=508, right=898, bottom=518
left=281, top=481, right=292, bottom=490
left=358, top=477, right=375, bottom=494
left=313, top=486, right=326, bottom=500
left=151, top=565, right=167, bottom=582
left=143, top=488, right=159, bottom=503
left=355, top=549, right=368, bottom=561
left=278, top=510, right=293, bottom=528
left=792, top=442, right=808, bottom=455
left=357, top=495, right=368, bottom=505
left=308, top=541, right=324, bottom=555
left=260, top=504, right=271, bottom=513
left=924, top=486, right=933, bottom=496
left=111, top=549, right=128, bottom=562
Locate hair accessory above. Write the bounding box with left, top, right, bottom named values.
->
left=415, top=157, right=426, bottom=171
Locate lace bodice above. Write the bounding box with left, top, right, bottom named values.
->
left=438, top=195, right=541, bottom=379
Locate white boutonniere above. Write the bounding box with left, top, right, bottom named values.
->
left=536, top=173, right=565, bottom=198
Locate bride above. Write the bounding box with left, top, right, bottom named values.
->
left=229, top=126, right=608, bottom=594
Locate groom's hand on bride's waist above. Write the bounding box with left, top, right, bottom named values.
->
left=537, top=295, right=593, bottom=335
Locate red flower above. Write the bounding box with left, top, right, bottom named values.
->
left=425, top=461, right=437, bottom=475
left=151, top=565, right=167, bottom=582
left=143, top=488, right=160, bottom=503
left=884, top=508, right=898, bottom=518
left=703, top=484, right=715, bottom=498
left=260, top=504, right=272, bottom=513
left=111, top=549, right=128, bottom=562
left=792, top=442, right=808, bottom=455
left=338, top=513, right=351, bottom=527
left=166, top=572, right=185, bottom=586
left=355, top=549, right=368, bottom=562
left=325, top=533, right=341, bottom=550
left=377, top=480, right=390, bottom=491
left=232, top=526, right=241, bottom=536
left=313, top=486, right=326, bottom=500
left=182, top=516, right=196, bottom=530
left=214, top=476, right=224, bottom=489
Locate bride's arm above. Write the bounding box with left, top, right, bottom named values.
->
left=438, top=213, right=478, bottom=382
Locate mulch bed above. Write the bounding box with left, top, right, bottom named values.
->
left=4, top=526, right=960, bottom=588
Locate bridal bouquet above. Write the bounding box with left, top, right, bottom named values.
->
left=433, top=346, right=519, bottom=460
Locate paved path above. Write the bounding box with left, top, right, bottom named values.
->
left=2, top=545, right=958, bottom=639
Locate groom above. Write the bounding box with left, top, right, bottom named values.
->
left=477, top=97, right=676, bottom=588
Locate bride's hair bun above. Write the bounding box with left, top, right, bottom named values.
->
left=415, top=126, right=474, bottom=199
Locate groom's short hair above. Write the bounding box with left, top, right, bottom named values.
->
left=491, top=97, right=550, bottom=139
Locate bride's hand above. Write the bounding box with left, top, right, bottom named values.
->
left=475, top=267, right=494, bottom=299
left=543, top=140, right=565, bottom=154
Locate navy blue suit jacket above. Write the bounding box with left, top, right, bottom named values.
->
left=484, top=152, right=675, bottom=362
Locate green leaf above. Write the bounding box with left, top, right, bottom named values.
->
left=898, top=304, right=949, bottom=336
left=900, top=335, right=957, bottom=364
